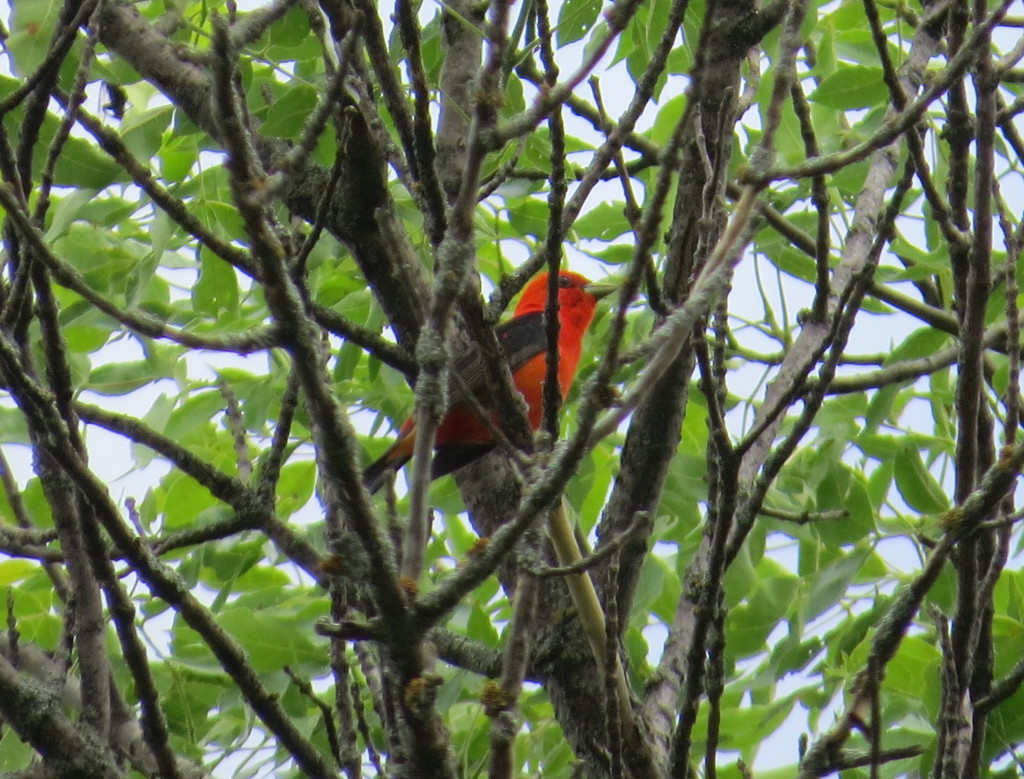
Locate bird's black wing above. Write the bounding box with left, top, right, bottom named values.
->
left=447, top=311, right=547, bottom=404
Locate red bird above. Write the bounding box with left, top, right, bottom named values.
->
left=363, top=270, right=611, bottom=492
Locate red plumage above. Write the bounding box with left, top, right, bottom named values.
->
left=362, top=270, right=608, bottom=493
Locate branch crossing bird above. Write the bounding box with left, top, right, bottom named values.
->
left=362, top=270, right=612, bottom=493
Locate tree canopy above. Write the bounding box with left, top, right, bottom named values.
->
left=0, top=0, right=1023, bottom=777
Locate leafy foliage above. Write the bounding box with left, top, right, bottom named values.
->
left=0, top=0, right=1021, bottom=777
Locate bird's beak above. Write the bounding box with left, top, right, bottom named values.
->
left=585, top=281, right=618, bottom=301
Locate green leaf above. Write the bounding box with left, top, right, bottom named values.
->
left=121, top=106, right=173, bottom=162
left=889, top=236, right=948, bottom=271
left=159, top=134, right=199, bottom=183
left=727, top=596, right=782, bottom=658
left=583, top=243, right=635, bottom=264
left=571, top=442, right=619, bottom=530
left=155, top=661, right=227, bottom=737
left=88, top=360, right=166, bottom=395
left=45, top=189, right=100, bottom=240
left=54, top=223, right=139, bottom=292
left=506, top=197, right=548, bottom=238
left=816, top=393, right=866, bottom=435
left=205, top=540, right=264, bottom=587
left=893, top=448, right=948, bottom=514
left=193, top=246, right=239, bottom=316
left=813, top=465, right=874, bottom=546
left=0, top=71, right=123, bottom=188
left=0, top=725, right=35, bottom=771
left=47, top=133, right=125, bottom=190
left=467, top=603, right=500, bottom=648
left=234, top=565, right=293, bottom=594
left=265, top=5, right=313, bottom=49
left=864, top=383, right=901, bottom=433
left=831, top=158, right=871, bottom=196
left=261, top=84, right=318, bottom=138
left=7, top=0, right=60, bottom=76
left=886, top=635, right=941, bottom=713
left=774, top=100, right=809, bottom=166
left=19, top=479, right=52, bottom=528
left=803, top=548, right=869, bottom=621
left=161, top=473, right=217, bottom=530
left=815, top=21, right=837, bottom=78
left=0, top=560, right=38, bottom=585
left=768, top=634, right=823, bottom=677
left=131, top=394, right=174, bottom=469
left=556, top=0, right=602, bottom=46
left=809, top=66, right=888, bottom=110
left=60, top=324, right=110, bottom=354
left=0, top=407, right=29, bottom=445
left=650, top=93, right=687, bottom=147
left=573, top=202, right=631, bottom=241
left=217, top=608, right=326, bottom=672
left=988, top=686, right=1024, bottom=765
left=885, top=326, right=951, bottom=365
left=992, top=614, right=1024, bottom=680
left=755, top=214, right=819, bottom=282
left=633, top=556, right=667, bottom=620
left=857, top=433, right=900, bottom=461
left=703, top=694, right=797, bottom=755
left=728, top=562, right=799, bottom=657
left=833, top=29, right=904, bottom=70
left=276, top=462, right=316, bottom=518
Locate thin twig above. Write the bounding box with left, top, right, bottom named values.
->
left=534, top=513, right=648, bottom=577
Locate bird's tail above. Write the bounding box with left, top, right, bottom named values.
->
left=362, top=448, right=411, bottom=494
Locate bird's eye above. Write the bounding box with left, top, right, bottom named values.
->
left=558, top=275, right=572, bottom=288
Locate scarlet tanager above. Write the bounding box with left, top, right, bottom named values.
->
left=362, top=270, right=612, bottom=493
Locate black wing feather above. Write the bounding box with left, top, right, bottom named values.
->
left=448, top=312, right=546, bottom=403
left=363, top=312, right=548, bottom=493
